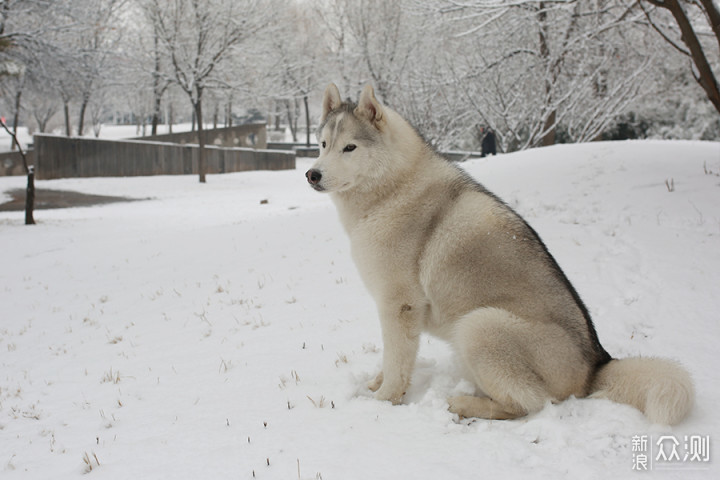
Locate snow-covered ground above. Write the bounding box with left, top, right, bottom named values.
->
left=1, top=140, right=719, bottom=479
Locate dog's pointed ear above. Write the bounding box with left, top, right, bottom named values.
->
left=355, top=85, right=384, bottom=127
left=321, top=83, right=342, bottom=122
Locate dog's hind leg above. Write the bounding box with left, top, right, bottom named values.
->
left=448, top=395, right=526, bottom=420
left=448, top=307, right=589, bottom=420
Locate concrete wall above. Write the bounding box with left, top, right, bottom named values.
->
left=137, top=123, right=267, bottom=149
left=0, top=150, right=32, bottom=176
left=267, top=142, right=319, bottom=158
left=34, top=134, right=294, bottom=180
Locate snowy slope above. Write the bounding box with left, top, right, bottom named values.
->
left=1, top=140, right=718, bottom=479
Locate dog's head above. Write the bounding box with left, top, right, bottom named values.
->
left=305, top=83, right=390, bottom=194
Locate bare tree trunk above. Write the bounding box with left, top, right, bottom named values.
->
left=151, top=94, right=161, bottom=136
left=294, top=98, right=300, bottom=137
left=225, top=97, right=233, bottom=127
left=78, top=97, right=88, bottom=137
left=25, top=166, right=35, bottom=225
left=151, top=32, right=162, bottom=136
left=286, top=99, right=297, bottom=142
left=194, top=98, right=207, bottom=183
left=304, top=95, right=310, bottom=147
left=168, top=102, right=173, bottom=134
left=64, top=102, right=71, bottom=136
left=541, top=110, right=556, bottom=146
left=11, top=86, right=22, bottom=151
left=35, top=111, right=50, bottom=132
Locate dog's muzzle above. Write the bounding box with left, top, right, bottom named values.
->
left=305, top=169, right=324, bottom=191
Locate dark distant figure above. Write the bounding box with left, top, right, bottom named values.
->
left=481, top=128, right=497, bottom=157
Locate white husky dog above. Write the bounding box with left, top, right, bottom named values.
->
left=305, top=83, right=693, bottom=424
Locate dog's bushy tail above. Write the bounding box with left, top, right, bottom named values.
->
left=590, top=357, right=694, bottom=425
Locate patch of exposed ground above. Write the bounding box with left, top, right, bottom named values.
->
left=0, top=188, right=147, bottom=211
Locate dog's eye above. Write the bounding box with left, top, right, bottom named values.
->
left=343, top=144, right=356, bottom=153
left=321, top=141, right=327, bottom=149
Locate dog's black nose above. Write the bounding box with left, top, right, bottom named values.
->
left=306, top=169, right=322, bottom=185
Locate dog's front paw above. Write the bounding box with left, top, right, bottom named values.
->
left=374, top=383, right=405, bottom=405
left=367, top=371, right=383, bottom=392
left=447, top=396, right=473, bottom=418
